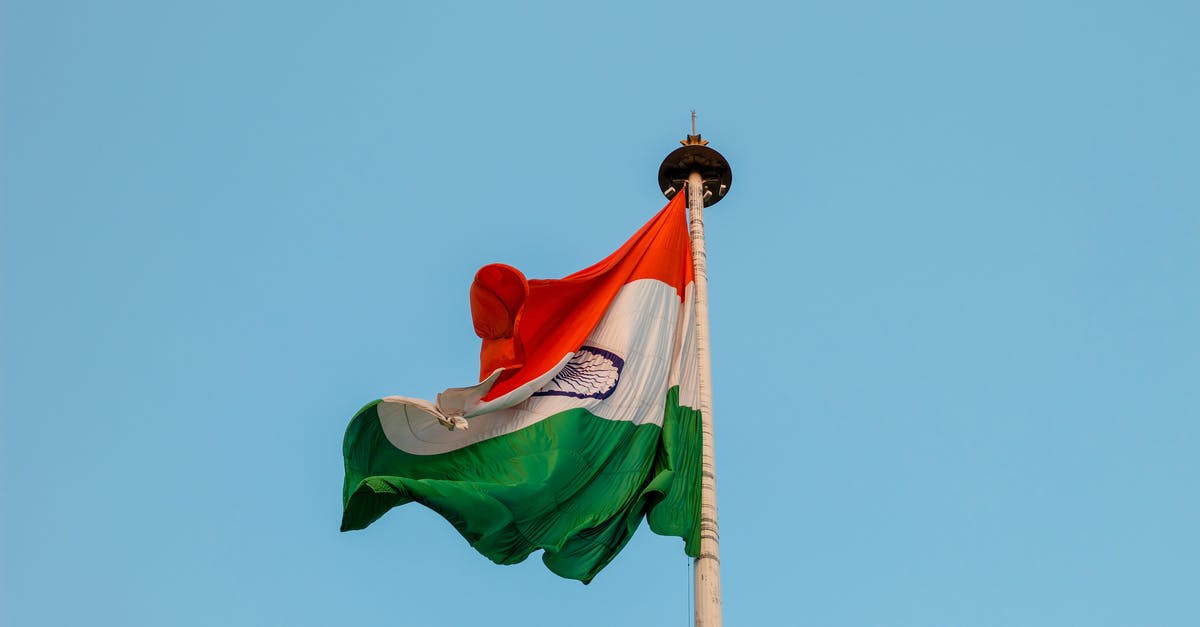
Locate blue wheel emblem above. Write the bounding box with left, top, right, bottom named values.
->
left=533, top=346, right=625, bottom=400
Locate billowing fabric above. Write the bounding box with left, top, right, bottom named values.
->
left=340, top=193, right=702, bottom=583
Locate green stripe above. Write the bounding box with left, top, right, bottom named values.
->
left=341, top=387, right=701, bottom=583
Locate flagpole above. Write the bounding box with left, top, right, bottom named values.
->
left=658, top=116, right=732, bottom=627
left=687, top=169, right=722, bottom=627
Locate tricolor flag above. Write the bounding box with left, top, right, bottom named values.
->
left=340, top=192, right=702, bottom=583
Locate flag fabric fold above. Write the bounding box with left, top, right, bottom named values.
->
left=340, top=192, right=703, bottom=583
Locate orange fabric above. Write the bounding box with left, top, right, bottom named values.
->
left=469, top=192, right=693, bottom=400
left=470, top=264, right=529, bottom=373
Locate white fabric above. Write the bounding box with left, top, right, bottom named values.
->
left=435, top=368, right=503, bottom=418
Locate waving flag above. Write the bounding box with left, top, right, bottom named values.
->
left=340, top=192, right=702, bottom=583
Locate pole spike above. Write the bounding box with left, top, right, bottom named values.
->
left=681, top=110, right=709, bottom=147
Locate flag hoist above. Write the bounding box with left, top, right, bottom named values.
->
left=339, top=120, right=731, bottom=625
left=658, top=117, right=732, bottom=627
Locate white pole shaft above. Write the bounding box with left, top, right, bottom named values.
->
left=687, top=172, right=722, bottom=627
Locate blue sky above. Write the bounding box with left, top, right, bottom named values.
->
left=2, top=1, right=1197, bottom=625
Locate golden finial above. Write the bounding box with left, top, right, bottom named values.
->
left=681, top=109, right=709, bottom=146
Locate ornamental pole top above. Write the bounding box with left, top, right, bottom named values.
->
left=681, top=110, right=710, bottom=146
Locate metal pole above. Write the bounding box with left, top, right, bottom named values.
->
left=688, top=171, right=722, bottom=627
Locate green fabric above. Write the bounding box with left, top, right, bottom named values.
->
left=341, top=387, right=701, bottom=583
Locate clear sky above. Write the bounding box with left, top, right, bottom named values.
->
left=2, top=2, right=1197, bottom=626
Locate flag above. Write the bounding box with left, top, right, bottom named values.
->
left=340, top=192, right=702, bottom=583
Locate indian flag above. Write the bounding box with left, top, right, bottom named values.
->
left=340, top=192, right=702, bottom=583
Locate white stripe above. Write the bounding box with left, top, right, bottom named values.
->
left=379, top=278, right=693, bottom=455
left=676, top=282, right=700, bottom=410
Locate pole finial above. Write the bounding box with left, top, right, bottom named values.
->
left=681, top=110, right=709, bottom=147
